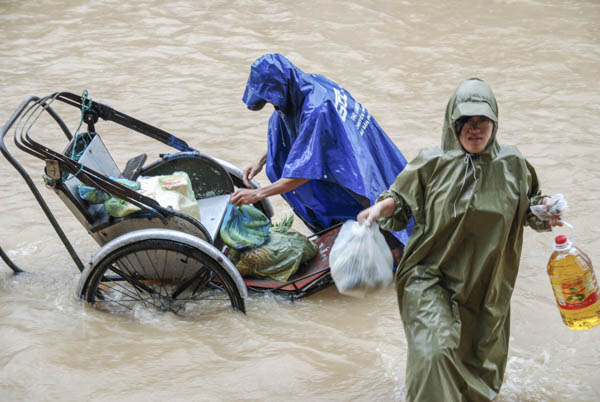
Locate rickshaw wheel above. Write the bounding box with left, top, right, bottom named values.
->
left=81, top=239, right=245, bottom=317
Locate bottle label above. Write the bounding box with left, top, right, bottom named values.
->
left=551, top=272, right=599, bottom=310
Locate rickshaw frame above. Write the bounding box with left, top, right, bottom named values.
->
left=0, top=92, right=338, bottom=317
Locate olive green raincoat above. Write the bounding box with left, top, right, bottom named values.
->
left=377, top=78, right=550, bottom=401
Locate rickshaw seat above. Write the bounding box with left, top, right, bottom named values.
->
left=56, top=132, right=233, bottom=245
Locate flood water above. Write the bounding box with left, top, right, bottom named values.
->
left=1, top=0, right=599, bottom=400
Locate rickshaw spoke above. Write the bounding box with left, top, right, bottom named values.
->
left=109, top=264, right=156, bottom=294
left=190, top=270, right=214, bottom=296
left=143, top=248, right=167, bottom=297
left=111, top=257, right=153, bottom=309
left=99, top=279, right=142, bottom=303
left=172, top=265, right=209, bottom=299
left=97, top=277, right=164, bottom=311
left=94, top=298, right=134, bottom=311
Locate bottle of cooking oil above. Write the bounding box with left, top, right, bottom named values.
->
left=547, top=226, right=600, bottom=330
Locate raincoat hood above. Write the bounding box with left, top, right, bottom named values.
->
left=242, top=53, right=305, bottom=113
left=442, top=78, right=500, bottom=159
left=242, top=54, right=412, bottom=243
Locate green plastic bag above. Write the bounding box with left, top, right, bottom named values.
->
left=78, top=176, right=137, bottom=205
left=220, top=203, right=271, bottom=250
left=104, top=196, right=141, bottom=217
left=78, top=185, right=110, bottom=204
left=103, top=178, right=141, bottom=218
left=228, top=219, right=318, bottom=282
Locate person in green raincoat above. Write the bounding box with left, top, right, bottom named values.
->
left=358, top=78, right=562, bottom=401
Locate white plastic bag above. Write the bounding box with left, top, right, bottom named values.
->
left=329, top=220, right=394, bottom=298
left=531, top=193, right=568, bottom=221
left=137, top=172, right=201, bottom=221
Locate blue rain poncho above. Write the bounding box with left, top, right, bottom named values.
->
left=242, top=53, right=413, bottom=244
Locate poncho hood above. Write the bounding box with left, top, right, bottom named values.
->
left=442, top=78, right=500, bottom=160
left=243, top=53, right=304, bottom=113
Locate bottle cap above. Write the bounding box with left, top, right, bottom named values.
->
left=553, top=234, right=571, bottom=251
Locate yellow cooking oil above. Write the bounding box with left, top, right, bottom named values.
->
left=547, top=234, right=600, bottom=330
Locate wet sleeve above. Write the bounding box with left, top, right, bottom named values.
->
left=375, top=189, right=413, bottom=232
left=524, top=159, right=551, bottom=232
left=375, top=150, right=429, bottom=231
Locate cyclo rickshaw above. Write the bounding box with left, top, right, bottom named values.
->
left=0, top=92, right=341, bottom=317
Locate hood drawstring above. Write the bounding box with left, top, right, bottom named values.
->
left=453, top=153, right=479, bottom=217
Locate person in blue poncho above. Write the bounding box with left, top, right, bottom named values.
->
left=230, top=53, right=413, bottom=250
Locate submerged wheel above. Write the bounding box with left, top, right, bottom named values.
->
left=81, top=238, right=245, bottom=317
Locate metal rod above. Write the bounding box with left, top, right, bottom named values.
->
left=0, top=97, right=85, bottom=273
left=0, top=246, right=24, bottom=273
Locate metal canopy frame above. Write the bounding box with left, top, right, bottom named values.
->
left=0, top=92, right=202, bottom=274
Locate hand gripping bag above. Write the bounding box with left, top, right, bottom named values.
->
left=329, top=220, right=394, bottom=297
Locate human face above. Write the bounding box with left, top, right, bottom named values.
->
left=458, top=116, right=493, bottom=154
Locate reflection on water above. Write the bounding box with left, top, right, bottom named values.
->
left=1, top=0, right=599, bottom=400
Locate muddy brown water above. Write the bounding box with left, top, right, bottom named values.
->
left=1, top=0, right=599, bottom=400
